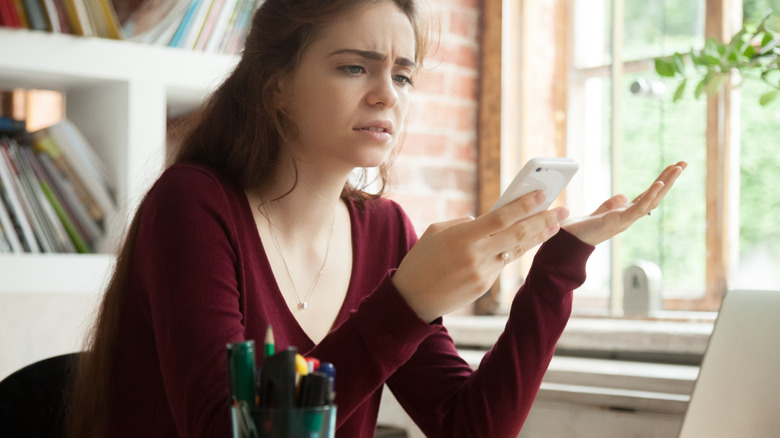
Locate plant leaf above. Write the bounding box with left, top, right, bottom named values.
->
left=701, top=54, right=722, bottom=66
left=694, top=78, right=708, bottom=99
left=672, top=52, right=686, bottom=73
left=673, top=80, right=687, bottom=102
left=707, top=73, right=728, bottom=95
left=655, top=58, right=676, bottom=77
left=759, top=90, right=779, bottom=106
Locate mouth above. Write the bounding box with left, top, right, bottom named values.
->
left=354, top=121, right=394, bottom=135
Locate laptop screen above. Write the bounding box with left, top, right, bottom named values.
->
left=678, top=289, right=780, bottom=437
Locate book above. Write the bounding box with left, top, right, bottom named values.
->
left=193, top=0, right=223, bottom=51
left=40, top=0, right=61, bottom=32
left=0, top=221, right=12, bottom=252
left=0, top=175, right=23, bottom=252
left=82, top=0, right=120, bottom=38
left=12, top=0, right=28, bottom=28
left=0, top=117, right=26, bottom=134
left=121, top=0, right=191, bottom=44
left=0, top=0, right=22, bottom=28
left=50, top=0, right=72, bottom=33
left=4, top=142, right=59, bottom=252
left=9, top=141, right=75, bottom=252
left=203, top=0, right=235, bottom=53
left=36, top=150, right=102, bottom=245
left=54, top=118, right=115, bottom=197
left=168, top=0, right=203, bottom=47
left=23, top=147, right=89, bottom=252
left=179, top=0, right=212, bottom=49
left=223, top=0, right=256, bottom=54
left=33, top=132, right=105, bottom=224
left=0, top=141, right=40, bottom=252
left=213, top=0, right=243, bottom=53
left=37, top=119, right=117, bottom=221
left=63, top=0, right=95, bottom=36
left=20, top=0, right=48, bottom=30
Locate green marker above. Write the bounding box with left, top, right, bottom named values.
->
left=264, top=325, right=275, bottom=358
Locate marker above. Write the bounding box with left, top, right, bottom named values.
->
left=305, top=357, right=320, bottom=374
left=264, top=325, right=275, bottom=358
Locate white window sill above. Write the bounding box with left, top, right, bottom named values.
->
left=446, top=315, right=712, bottom=414
left=445, top=314, right=715, bottom=359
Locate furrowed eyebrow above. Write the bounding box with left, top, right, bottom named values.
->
left=328, top=49, right=417, bottom=69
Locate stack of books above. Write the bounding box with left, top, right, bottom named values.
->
left=0, top=115, right=116, bottom=254
left=123, top=0, right=263, bottom=55
left=0, top=0, right=122, bottom=39
left=0, top=0, right=262, bottom=54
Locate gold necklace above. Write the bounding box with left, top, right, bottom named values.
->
left=259, top=201, right=336, bottom=310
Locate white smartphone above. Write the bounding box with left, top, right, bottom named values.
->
left=491, top=157, right=579, bottom=219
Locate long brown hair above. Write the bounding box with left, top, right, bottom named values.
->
left=66, top=1, right=431, bottom=436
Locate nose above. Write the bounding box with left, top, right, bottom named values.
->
left=366, top=75, right=399, bottom=107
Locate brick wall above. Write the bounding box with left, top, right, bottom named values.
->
left=386, top=0, right=481, bottom=234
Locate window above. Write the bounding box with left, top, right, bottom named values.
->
left=479, top=0, right=779, bottom=316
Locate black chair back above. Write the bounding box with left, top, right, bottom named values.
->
left=0, top=353, right=80, bottom=438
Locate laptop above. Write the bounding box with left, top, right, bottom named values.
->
left=678, top=289, right=780, bottom=437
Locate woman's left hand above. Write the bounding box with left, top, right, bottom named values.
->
left=562, top=161, right=687, bottom=246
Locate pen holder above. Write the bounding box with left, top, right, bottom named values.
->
left=252, top=406, right=336, bottom=438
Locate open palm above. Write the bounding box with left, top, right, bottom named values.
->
left=562, top=162, right=687, bottom=246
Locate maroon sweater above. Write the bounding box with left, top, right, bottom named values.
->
left=109, top=163, right=593, bottom=437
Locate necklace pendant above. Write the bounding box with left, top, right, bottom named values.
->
left=299, top=301, right=308, bottom=310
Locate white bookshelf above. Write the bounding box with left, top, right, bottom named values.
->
left=0, top=28, right=239, bottom=295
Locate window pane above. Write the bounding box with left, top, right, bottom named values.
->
left=618, top=71, right=707, bottom=299
left=624, top=0, right=705, bottom=61
left=570, top=0, right=707, bottom=312
left=572, top=0, right=611, bottom=68
left=733, top=8, right=780, bottom=289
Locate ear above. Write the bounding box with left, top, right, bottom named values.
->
left=273, top=76, right=288, bottom=110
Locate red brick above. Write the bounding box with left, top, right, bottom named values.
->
left=439, top=41, right=479, bottom=70
left=449, top=72, right=478, bottom=100
left=415, top=69, right=447, bottom=95
left=447, top=198, right=477, bottom=218
left=399, top=132, right=449, bottom=157
left=449, top=9, right=478, bottom=39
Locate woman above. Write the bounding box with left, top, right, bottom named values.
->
left=67, top=0, right=686, bottom=436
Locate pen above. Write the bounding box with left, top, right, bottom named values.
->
left=264, top=325, right=275, bottom=358
left=226, top=341, right=257, bottom=406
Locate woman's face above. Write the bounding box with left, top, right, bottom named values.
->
left=276, top=1, right=416, bottom=173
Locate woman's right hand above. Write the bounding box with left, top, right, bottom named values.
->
left=392, top=191, right=569, bottom=322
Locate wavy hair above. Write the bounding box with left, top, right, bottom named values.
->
left=65, top=1, right=431, bottom=436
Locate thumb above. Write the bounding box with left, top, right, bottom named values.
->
left=421, top=215, right=476, bottom=236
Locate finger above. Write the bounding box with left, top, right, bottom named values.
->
left=630, top=181, right=665, bottom=217
left=422, top=215, right=476, bottom=237
left=631, top=162, right=685, bottom=207
left=487, top=206, right=568, bottom=261
left=590, top=194, right=628, bottom=216
left=477, top=190, right=547, bottom=235
left=646, top=165, right=684, bottom=210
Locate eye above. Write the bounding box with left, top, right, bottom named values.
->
left=340, top=65, right=366, bottom=76
left=393, top=74, right=413, bottom=87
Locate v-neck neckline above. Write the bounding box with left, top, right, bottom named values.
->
left=242, top=194, right=358, bottom=349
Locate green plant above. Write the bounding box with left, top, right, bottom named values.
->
left=655, top=10, right=780, bottom=105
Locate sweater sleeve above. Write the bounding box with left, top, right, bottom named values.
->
left=386, top=229, right=595, bottom=438
left=131, top=166, right=245, bottom=437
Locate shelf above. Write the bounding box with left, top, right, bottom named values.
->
left=0, top=28, right=239, bottom=111
left=0, top=28, right=239, bottom=295
left=0, top=253, right=114, bottom=294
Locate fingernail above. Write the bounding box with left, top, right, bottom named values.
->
left=535, top=191, right=546, bottom=204
left=557, top=207, right=569, bottom=221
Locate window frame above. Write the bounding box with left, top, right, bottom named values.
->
left=477, top=0, right=742, bottom=315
